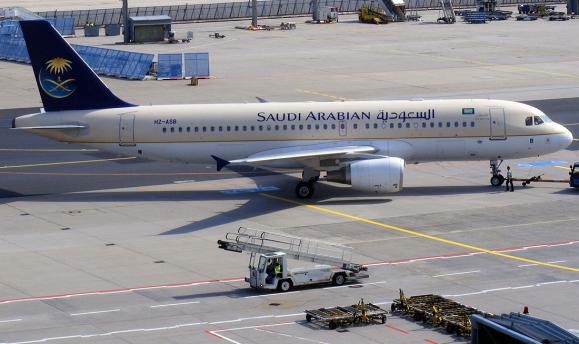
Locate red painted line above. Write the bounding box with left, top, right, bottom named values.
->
left=1, top=239, right=576, bottom=306
left=424, top=339, right=439, bottom=344
left=384, top=324, right=411, bottom=334
left=205, top=330, right=224, bottom=340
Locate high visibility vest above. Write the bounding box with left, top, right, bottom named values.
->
left=274, top=264, right=281, bottom=273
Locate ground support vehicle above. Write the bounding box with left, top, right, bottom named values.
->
left=218, top=227, right=369, bottom=292
left=305, top=298, right=387, bottom=329
left=391, top=290, right=490, bottom=336
left=513, top=162, right=579, bottom=188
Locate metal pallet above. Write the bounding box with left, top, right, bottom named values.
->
left=391, top=289, right=491, bottom=336
left=306, top=299, right=387, bottom=329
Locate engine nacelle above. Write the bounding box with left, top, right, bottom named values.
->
left=326, top=157, right=404, bottom=193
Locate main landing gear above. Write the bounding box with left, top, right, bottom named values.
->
left=295, top=169, right=320, bottom=199
left=490, top=160, right=505, bottom=187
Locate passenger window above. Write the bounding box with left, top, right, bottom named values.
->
left=226, top=126, right=231, bottom=132
left=202, top=127, right=207, bottom=132
left=397, top=123, right=402, bottom=128
left=471, top=121, right=475, bottom=127
left=210, top=126, right=215, bottom=132
left=243, top=126, right=247, bottom=131
left=323, top=124, right=328, bottom=130
left=438, top=122, right=443, bottom=128
left=390, top=123, right=394, bottom=129
left=291, top=124, right=296, bottom=130
left=306, top=124, right=311, bottom=130
left=365, top=123, right=370, bottom=129
left=283, top=125, right=287, bottom=130
left=454, top=122, right=459, bottom=127
left=267, top=125, right=271, bottom=131
left=414, top=123, right=419, bottom=128
left=186, top=127, right=191, bottom=132
left=331, top=124, right=336, bottom=130
left=170, top=127, right=175, bottom=133
left=218, top=126, right=222, bottom=132
left=275, top=125, right=279, bottom=131
left=178, top=127, right=182, bottom=132
left=525, top=116, right=533, bottom=126
left=462, top=122, right=467, bottom=127
left=534, top=116, right=544, bottom=125
left=422, top=122, right=426, bottom=128
left=195, top=127, right=199, bottom=132
left=235, top=126, right=239, bottom=131
left=299, top=124, right=304, bottom=130
left=374, top=123, right=378, bottom=129
left=259, top=126, right=263, bottom=131
left=162, top=127, right=167, bottom=133
left=251, top=126, right=255, bottom=131
left=446, top=122, right=451, bottom=128
left=315, top=124, right=319, bottom=130
left=353, top=123, right=358, bottom=129
left=430, top=122, right=435, bottom=128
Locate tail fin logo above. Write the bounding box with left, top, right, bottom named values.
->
left=39, top=57, right=77, bottom=99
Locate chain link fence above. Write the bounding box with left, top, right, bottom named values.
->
left=35, top=0, right=564, bottom=27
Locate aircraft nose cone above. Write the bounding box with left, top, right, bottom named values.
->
left=561, top=125, right=573, bottom=148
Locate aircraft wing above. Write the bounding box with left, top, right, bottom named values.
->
left=212, top=145, right=378, bottom=171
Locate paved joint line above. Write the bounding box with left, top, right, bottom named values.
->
left=70, top=309, right=120, bottom=316
left=150, top=301, right=200, bottom=308
left=260, top=194, right=579, bottom=273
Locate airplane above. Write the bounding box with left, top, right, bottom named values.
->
left=12, top=20, right=573, bottom=199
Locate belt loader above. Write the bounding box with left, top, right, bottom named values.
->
left=218, top=227, right=369, bottom=292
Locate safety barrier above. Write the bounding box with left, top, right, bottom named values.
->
left=157, top=52, right=210, bottom=79
left=35, top=0, right=564, bottom=27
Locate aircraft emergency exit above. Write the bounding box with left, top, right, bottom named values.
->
left=13, top=20, right=573, bottom=198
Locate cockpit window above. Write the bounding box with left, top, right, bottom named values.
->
left=525, top=116, right=533, bottom=126
left=534, top=116, right=544, bottom=125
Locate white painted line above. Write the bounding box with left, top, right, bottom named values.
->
left=1, top=321, right=209, bottom=344
left=70, top=309, right=120, bottom=316
left=255, top=327, right=331, bottom=344
left=0, top=318, right=22, bottom=323
left=244, top=291, right=301, bottom=299
left=150, top=301, right=200, bottom=308
left=208, top=331, right=243, bottom=344
left=433, top=270, right=481, bottom=278
left=214, top=321, right=297, bottom=333
left=536, top=280, right=567, bottom=286
left=511, top=285, right=534, bottom=290
left=209, top=315, right=275, bottom=325
left=274, top=313, right=304, bottom=318
left=324, top=280, right=387, bottom=290
left=569, top=280, right=579, bottom=283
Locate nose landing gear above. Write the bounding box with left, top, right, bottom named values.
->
left=490, top=160, right=505, bottom=186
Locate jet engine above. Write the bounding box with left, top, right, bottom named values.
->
left=326, top=157, right=404, bottom=193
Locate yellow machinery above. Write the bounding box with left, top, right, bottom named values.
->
left=358, top=4, right=393, bottom=24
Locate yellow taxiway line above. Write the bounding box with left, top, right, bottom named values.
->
left=0, top=157, right=136, bottom=169
left=261, top=193, right=579, bottom=273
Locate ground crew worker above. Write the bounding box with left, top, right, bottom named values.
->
left=505, top=166, right=514, bottom=192
left=274, top=261, right=282, bottom=276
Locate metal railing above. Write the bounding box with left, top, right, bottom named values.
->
left=35, top=0, right=564, bottom=27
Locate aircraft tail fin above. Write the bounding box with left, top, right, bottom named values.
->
left=19, top=20, right=134, bottom=112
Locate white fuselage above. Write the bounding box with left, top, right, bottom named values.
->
left=14, top=99, right=573, bottom=169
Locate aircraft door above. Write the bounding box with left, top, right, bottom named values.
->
left=339, top=120, right=347, bottom=136
left=489, top=108, right=506, bottom=140
left=119, top=114, right=135, bottom=145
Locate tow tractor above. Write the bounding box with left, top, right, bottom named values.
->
left=218, top=227, right=369, bottom=292
left=513, top=162, right=579, bottom=188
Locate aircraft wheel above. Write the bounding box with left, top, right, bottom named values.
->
left=295, top=181, right=314, bottom=199
left=490, top=175, right=505, bottom=187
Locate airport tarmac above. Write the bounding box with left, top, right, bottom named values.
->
left=1, top=8, right=579, bottom=344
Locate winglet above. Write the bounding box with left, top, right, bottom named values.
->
left=211, top=155, right=230, bottom=171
